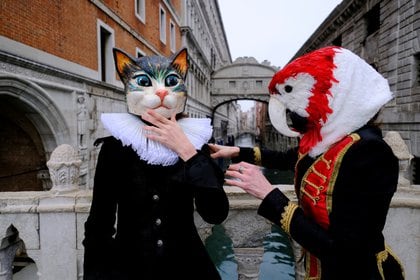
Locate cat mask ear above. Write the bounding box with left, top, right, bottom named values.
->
left=113, top=48, right=136, bottom=84
left=171, top=48, right=189, bottom=80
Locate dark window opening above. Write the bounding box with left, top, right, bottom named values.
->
left=412, top=156, right=420, bottom=184
left=369, top=63, right=378, bottom=71
left=414, top=53, right=420, bottom=87
left=365, top=4, right=380, bottom=36
left=332, top=35, right=342, bottom=47
left=100, top=27, right=111, bottom=82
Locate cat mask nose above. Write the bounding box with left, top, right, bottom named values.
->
left=156, top=89, right=168, bottom=101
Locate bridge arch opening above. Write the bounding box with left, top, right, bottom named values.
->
left=211, top=97, right=268, bottom=124
left=0, top=76, right=69, bottom=191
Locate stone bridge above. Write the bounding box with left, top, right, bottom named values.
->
left=210, top=57, right=275, bottom=120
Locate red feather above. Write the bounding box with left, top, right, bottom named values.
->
left=269, top=46, right=340, bottom=154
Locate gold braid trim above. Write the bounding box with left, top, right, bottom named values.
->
left=376, top=249, right=388, bottom=280
left=376, top=245, right=405, bottom=280
left=280, top=202, right=298, bottom=234
left=253, top=146, right=262, bottom=165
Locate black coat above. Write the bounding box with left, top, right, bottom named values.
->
left=83, top=137, right=229, bottom=280
left=237, top=126, right=404, bottom=279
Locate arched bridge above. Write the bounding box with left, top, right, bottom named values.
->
left=210, top=57, right=277, bottom=118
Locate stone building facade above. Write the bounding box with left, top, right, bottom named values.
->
left=0, top=0, right=232, bottom=278
left=292, top=0, right=420, bottom=184
left=0, top=0, right=231, bottom=191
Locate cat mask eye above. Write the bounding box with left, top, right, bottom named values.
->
left=113, top=48, right=189, bottom=119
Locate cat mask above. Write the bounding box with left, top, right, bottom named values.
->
left=113, top=48, right=189, bottom=118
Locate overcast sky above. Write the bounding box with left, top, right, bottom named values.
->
left=218, top=0, right=343, bottom=68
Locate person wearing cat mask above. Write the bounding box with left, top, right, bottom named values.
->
left=82, top=48, right=229, bottom=280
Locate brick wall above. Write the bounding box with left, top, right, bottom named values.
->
left=0, top=0, right=182, bottom=71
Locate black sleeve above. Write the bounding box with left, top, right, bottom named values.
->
left=184, top=146, right=229, bottom=224
left=258, top=138, right=398, bottom=262
left=234, top=147, right=298, bottom=171
left=82, top=138, right=120, bottom=279
left=260, top=147, right=298, bottom=170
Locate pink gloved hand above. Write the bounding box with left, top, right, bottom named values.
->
left=142, top=110, right=197, bottom=161
left=225, top=161, right=274, bottom=200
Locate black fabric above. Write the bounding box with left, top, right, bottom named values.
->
left=242, top=126, right=403, bottom=279
left=83, top=137, right=229, bottom=280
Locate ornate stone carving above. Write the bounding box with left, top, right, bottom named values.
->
left=77, top=94, right=88, bottom=149
left=233, top=247, right=264, bottom=280
left=384, top=131, right=413, bottom=188
left=47, top=144, right=81, bottom=193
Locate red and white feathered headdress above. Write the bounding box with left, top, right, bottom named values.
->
left=268, top=46, right=393, bottom=157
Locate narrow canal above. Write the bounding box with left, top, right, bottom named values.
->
left=206, top=134, right=295, bottom=279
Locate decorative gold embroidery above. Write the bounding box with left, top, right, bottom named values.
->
left=280, top=202, right=298, bottom=234
left=253, top=146, right=261, bottom=166
left=300, top=189, right=320, bottom=205
left=326, top=133, right=361, bottom=212
left=303, top=179, right=324, bottom=195
left=378, top=245, right=405, bottom=279
left=320, top=157, right=332, bottom=169
left=310, top=165, right=327, bottom=182
left=376, top=248, right=388, bottom=280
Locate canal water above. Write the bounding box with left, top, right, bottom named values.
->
left=206, top=134, right=295, bottom=279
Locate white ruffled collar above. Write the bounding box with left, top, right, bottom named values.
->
left=101, top=113, right=213, bottom=166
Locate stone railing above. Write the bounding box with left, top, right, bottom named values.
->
left=1, top=131, right=420, bottom=280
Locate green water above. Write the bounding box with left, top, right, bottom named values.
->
left=210, top=134, right=296, bottom=279
left=206, top=224, right=295, bottom=280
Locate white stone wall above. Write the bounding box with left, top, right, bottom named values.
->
left=1, top=185, right=419, bottom=280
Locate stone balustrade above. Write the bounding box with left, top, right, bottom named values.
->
left=1, top=185, right=419, bottom=280
left=1, top=132, right=420, bottom=280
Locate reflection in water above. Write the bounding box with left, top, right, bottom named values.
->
left=205, top=225, right=238, bottom=279
left=260, top=225, right=295, bottom=280
left=206, top=225, right=295, bottom=280
left=208, top=133, right=295, bottom=279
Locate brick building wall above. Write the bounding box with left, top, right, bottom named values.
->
left=0, top=0, right=182, bottom=70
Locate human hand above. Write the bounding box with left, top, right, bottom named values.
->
left=208, top=143, right=240, bottom=159
left=225, top=161, right=274, bottom=200
left=142, top=110, right=197, bottom=161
